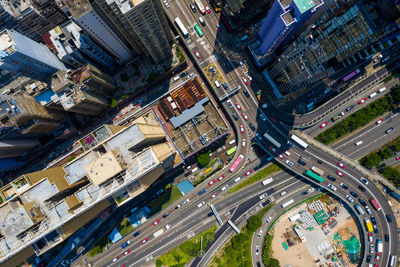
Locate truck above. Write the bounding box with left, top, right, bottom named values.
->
left=194, top=0, right=206, bottom=14
left=376, top=239, right=383, bottom=252
left=263, top=132, right=281, bottom=148
left=365, top=218, right=373, bottom=233
left=310, top=166, right=324, bottom=176
left=153, top=229, right=165, bottom=238
left=369, top=198, right=381, bottom=211
left=331, top=112, right=344, bottom=122
left=281, top=199, right=294, bottom=208
left=262, top=177, right=273, bottom=186
left=354, top=204, right=364, bottom=215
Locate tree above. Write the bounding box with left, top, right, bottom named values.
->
left=247, top=216, right=261, bottom=232
left=110, top=99, right=118, bottom=108
left=197, top=151, right=210, bottom=167
left=268, top=258, right=281, bottom=267
left=360, top=153, right=381, bottom=169
left=379, top=147, right=393, bottom=160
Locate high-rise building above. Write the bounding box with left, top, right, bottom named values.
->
left=100, top=0, right=172, bottom=63
left=265, top=0, right=400, bottom=99
left=42, top=21, right=117, bottom=70
left=0, top=29, right=67, bottom=82
left=61, top=0, right=134, bottom=63
left=257, top=0, right=324, bottom=56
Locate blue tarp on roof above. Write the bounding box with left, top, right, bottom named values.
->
left=170, top=97, right=209, bottom=128
left=109, top=227, right=122, bottom=243
left=177, top=179, right=194, bottom=195
left=34, top=89, right=55, bottom=104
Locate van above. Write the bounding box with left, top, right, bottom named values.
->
left=355, top=140, right=363, bottom=146
left=242, top=139, right=246, bottom=147
left=172, top=76, right=180, bottom=82
left=234, top=177, right=241, bottom=183
left=378, top=87, right=386, bottom=93
left=284, top=151, right=291, bottom=156
left=369, top=92, right=377, bottom=98
left=214, top=80, right=220, bottom=88
left=199, top=17, right=205, bottom=26
left=385, top=127, right=394, bottom=134
left=280, top=190, right=287, bottom=196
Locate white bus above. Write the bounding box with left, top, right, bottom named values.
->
left=389, top=255, right=397, bottom=267
left=262, top=177, right=273, bottom=186
left=281, top=199, right=294, bottom=208
left=310, top=166, right=324, bottom=176
left=263, top=132, right=281, bottom=148
left=174, top=17, right=189, bottom=38
left=290, top=134, right=308, bottom=149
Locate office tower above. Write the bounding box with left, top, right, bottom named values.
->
left=42, top=21, right=117, bottom=70
left=266, top=0, right=400, bottom=99
left=257, top=0, right=324, bottom=56
left=61, top=0, right=134, bottom=63
left=100, top=0, right=172, bottom=63
left=0, top=29, right=67, bottom=82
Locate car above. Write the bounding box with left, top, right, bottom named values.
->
left=217, top=175, right=225, bottom=181
left=235, top=102, right=242, bottom=110
left=269, top=146, right=277, bottom=153
left=239, top=61, right=244, bottom=68
left=376, top=118, right=383, bottom=125
left=216, top=22, right=221, bottom=30
left=133, top=231, right=141, bottom=237
left=286, top=160, right=294, bottom=167
left=366, top=255, right=371, bottom=263
left=345, top=195, right=354, bottom=203
left=156, top=189, right=164, bottom=195
left=385, top=127, right=394, bottom=134
left=210, top=193, right=218, bottom=199
left=222, top=82, right=228, bottom=89
left=298, top=159, right=307, bottom=166
left=373, top=224, right=378, bottom=234
left=208, top=180, right=215, bottom=186
left=346, top=105, right=354, bottom=112
left=198, top=189, right=206, bottom=195
left=249, top=123, right=256, bottom=131
left=123, top=249, right=131, bottom=256
left=396, top=156, right=400, bottom=160
left=327, top=175, right=336, bottom=182
left=386, top=214, right=392, bottom=223
left=287, top=141, right=295, bottom=148
left=221, top=185, right=229, bottom=191
left=113, top=257, right=120, bottom=262
left=368, top=233, right=373, bottom=243
left=358, top=97, right=367, bottom=104
left=336, top=171, right=344, bottom=177
left=265, top=216, right=272, bottom=223
left=369, top=244, right=375, bottom=253
left=257, top=230, right=263, bottom=238
left=245, top=170, right=253, bottom=176
left=350, top=191, right=358, bottom=198
left=247, top=75, right=253, bottom=83
left=232, top=112, right=238, bottom=121
left=182, top=199, right=190, bottom=205
left=317, top=159, right=323, bottom=164
left=270, top=116, right=277, bottom=124
left=259, top=192, right=268, bottom=200
left=371, top=216, right=377, bottom=225
left=255, top=245, right=259, bottom=255
left=227, top=100, right=233, bottom=108
left=242, top=113, right=249, bottom=121
left=163, top=0, right=169, bottom=8
left=358, top=185, right=366, bottom=192
left=366, top=206, right=372, bottom=215
left=197, top=201, right=205, bottom=208
left=209, top=66, right=216, bottom=75
left=359, top=198, right=366, bottom=206
left=337, top=162, right=345, bottom=168
left=153, top=219, right=160, bottom=226
left=242, top=76, right=249, bottom=85
left=239, top=125, right=245, bottom=134
left=141, top=237, right=149, bottom=244
left=175, top=205, right=180, bottom=210
left=340, top=182, right=348, bottom=190
left=280, top=190, right=287, bottom=196
left=121, top=240, right=131, bottom=249
left=205, top=5, right=210, bottom=13
left=279, top=154, right=285, bottom=160
left=163, top=212, right=169, bottom=218
left=262, top=200, right=271, bottom=206
left=375, top=253, right=380, bottom=262
left=190, top=3, right=196, bottom=12
left=243, top=89, right=250, bottom=97
left=384, top=234, right=389, bottom=242
left=194, top=50, right=200, bottom=58
left=259, top=113, right=267, bottom=122
left=360, top=177, right=369, bottom=185
left=320, top=122, right=328, bottom=128
left=328, top=184, right=337, bottom=191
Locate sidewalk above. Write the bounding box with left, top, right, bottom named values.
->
left=294, top=130, right=400, bottom=196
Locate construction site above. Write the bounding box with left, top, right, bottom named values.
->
left=270, top=194, right=360, bottom=267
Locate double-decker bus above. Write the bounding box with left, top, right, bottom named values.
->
left=174, top=17, right=189, bottom=38
left=194, top=24, right=203, bottom=37
left=304, top=170, right=324, bottom=183
left=229, top=154, right=244, bottom=172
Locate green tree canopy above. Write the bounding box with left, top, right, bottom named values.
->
left=197, top=151, right=210, bottom=167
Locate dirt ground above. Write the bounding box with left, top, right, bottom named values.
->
left=271, top=206, right=317, bottom=267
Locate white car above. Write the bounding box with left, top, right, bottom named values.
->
left=227, top=100, right=233, bottom=108
left=370, top=244, right=374, bottom=253
left=360, top=177, right=369, bottom=185
left=328, top=184, right=337, bottom=191
left=197, top=201, right=205, bottom=208
left=257, top=230, right=263, bottom=238
left=265, top=216, right=272, bottom=224
left=259, top=192, right=268, bottom=200
left=366, top=206, right=372, bottom=215
left=255, top=245, right=259, bottom=255
left=280, top=190, right=287, bottom=196
left=286, top=160, right=294, bottom=167
left=345, top=195, right=354, bottom=203
left=221, top=185, right=229, bottom=191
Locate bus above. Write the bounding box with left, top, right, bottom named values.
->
left=229, top=154, right=244, bottom=172
left=174, top=17, right=189, bottom=38
left=389, top=255, right=397, bottom=267
left=281, top=199, right=294, bottom=208
left=194, top=0, right=205, bottom=14
left=369, top=198, right=381, bottom=211
left=343, top=68, right=360, bottom=82
left=290, top=134, right=308, bottom=149
left=226, top=146, right=236, bottom=156
left=262, top=177, right=273, bottom=186
left=194, top=24, right=203, bottom=37
left=263, top=132, right=281, bottom=148
left=364, top=218, right=373, bottom=232
left=304, top=170, right=324, bottom=183
left=310, top=166, right=324, bottom=176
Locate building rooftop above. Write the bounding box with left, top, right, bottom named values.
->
left=294, top=0, right=315, bottom=13
left=106, top=0, right=146, bottom=14
left=0, top=205, right=33, bottom=238
left=61, top=0, right=93, bottom=19
left=85, top=151, right=123, bottom=186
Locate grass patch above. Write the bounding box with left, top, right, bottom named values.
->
left=88, top=233, right=110, bottom=258
left=210, top=204, right=274, bottom=267
left=316, top=85, right=400, bottom=145
left=229, top=163, right=282, bottom=193
left=149, top=186, right=182, bottom=215
left=193, top=164, right=223, bottom=186
left=117, top=218, right=133, bottom=237
left=156, top=225, right=217, bottom=267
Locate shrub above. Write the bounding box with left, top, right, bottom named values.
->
left=110, top=98, right=118, bottom=108
left=380, top=166, right=400, bottom=188
left=197, top=151, right=210, bottom=167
